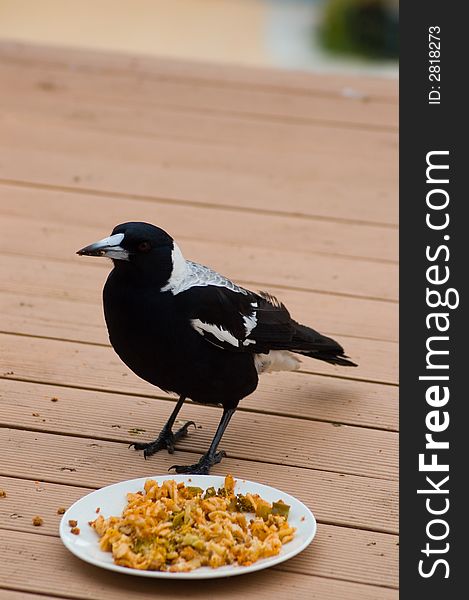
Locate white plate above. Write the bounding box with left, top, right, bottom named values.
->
left=60, top=474, right=317, bottom=579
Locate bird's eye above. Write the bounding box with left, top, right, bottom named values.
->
left=137, top=241, right=151, bottom=253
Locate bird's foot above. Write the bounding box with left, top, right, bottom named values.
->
left=169, top=450, right=226, bottom=475
left=130, top=421, right=196, bottom=458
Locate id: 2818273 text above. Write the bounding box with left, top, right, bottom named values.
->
left=428, top=26, right=441, bottom=105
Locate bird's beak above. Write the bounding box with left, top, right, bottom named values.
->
left=76, top=233, right=129, bottom=260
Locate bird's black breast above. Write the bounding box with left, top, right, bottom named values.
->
left=103, top=269, right=258, bottom=406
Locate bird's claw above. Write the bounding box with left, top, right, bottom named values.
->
left=175, top=421, right=197, bottom=438
left=130, top=421, right=196, bottom=458
left=169, top=450, right=226, bottom=474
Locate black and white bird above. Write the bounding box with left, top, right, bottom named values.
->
left=77, top=222, right=356, bottom=474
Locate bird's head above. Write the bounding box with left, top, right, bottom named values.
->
left=77, top=222, right=184, bottom=286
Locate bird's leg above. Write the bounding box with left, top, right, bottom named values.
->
left=130, top=395, right=195, bottom=458
left=169, top=408, right=235, bottom=474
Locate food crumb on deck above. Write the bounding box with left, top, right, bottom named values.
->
left=128, top=428, right=146, bottom=434
left=32, top=516, right=44, bottom=526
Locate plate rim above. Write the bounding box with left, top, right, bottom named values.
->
left=60, top=474, right=317, bottom=579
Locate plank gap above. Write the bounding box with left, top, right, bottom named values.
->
left=0, top=178, right=399, bottom=230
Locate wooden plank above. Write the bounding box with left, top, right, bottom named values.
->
left=0, top=286, right=397, bottom=382
left=0, top=304, right=398, bottom=431
left=0, top=479, right=397, bottom=589
left=0, top=183, right=397, bottom=263
left=0, top=80, right=398, bottom=168
left=0, top=40, right=399, bottom=101
left=0, top=283, right=397, bottom=345
left=0, top=256, right=398, bottom=344
left=0, top=212, right=397, bottom=302
left=0, top=339, right=397, bottom=430
left=0, top=254, right=398, bottom=385
left=1, top=373, right=397, bottom=478
left=0, top=56, right=397, bottom=130
left=0, top=317, right=397, bottom=390
left=0, top=417, right=397, bottom=533
left=0, top=428, right=398, bottom=533
left=0, top=371, right=397, bottom=480
left=0, top=115, right=398, bottom=226
left=0, top=592, right=67, bottom=600
left=0, top=530, right=398, bottom=600
left=0, top=60, right=398, bottom=184
left=0, top=464, right=396, bottom=535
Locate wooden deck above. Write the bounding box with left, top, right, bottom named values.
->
left=0, top=42, right=398, bottom=599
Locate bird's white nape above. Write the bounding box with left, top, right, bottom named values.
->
left=161, top=244, right=247, bottom=296
left=161, top=242, right=188, bottom=293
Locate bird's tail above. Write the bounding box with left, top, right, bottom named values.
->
left=289, top=322, right=358, bottom=367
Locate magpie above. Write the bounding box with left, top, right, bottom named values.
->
left=77, top=222, right=357, bottom=474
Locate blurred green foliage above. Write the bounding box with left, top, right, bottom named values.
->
left=320, top=0, right=398, bottom=59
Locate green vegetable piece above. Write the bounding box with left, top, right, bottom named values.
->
left=133, top=539, right=147, bottom=553
left=203, top=486, right=216, bottom=498
left=186, top=486, right=203, bottom=496
left=236, top=494, right=254, bottom=512
left=272, top=501, right=290, bottom=517
left=256, top=504, right=272, bottom=520
left=172, top=512, right=184, bottom=528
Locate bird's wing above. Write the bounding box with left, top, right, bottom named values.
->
left=170, top=263, right=356, bottom=366
left=177, top=280, right=296, bottom=353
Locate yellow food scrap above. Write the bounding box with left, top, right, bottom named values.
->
left=90, top=474, right=295, bottom=572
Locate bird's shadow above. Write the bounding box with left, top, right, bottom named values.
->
left=253, top=372, right=362, bottom=426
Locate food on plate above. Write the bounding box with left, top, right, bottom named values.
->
left=90, top=474, right=295, bottom=572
